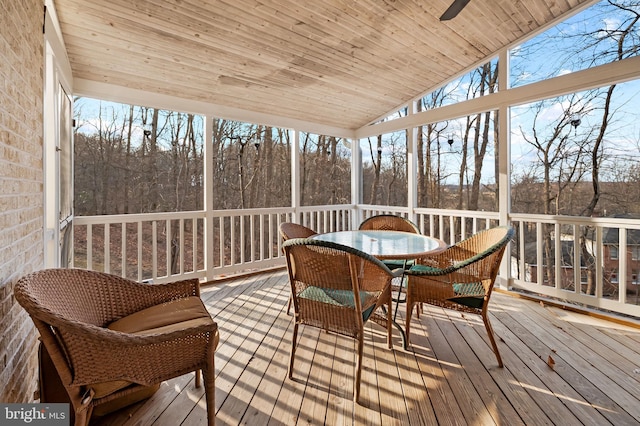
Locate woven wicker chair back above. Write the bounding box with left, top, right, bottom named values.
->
left=359, top=214, right=419, bottom=234
left=279, top=222, right=318, bottom=240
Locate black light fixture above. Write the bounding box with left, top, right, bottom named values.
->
left=447, top=134, right=454, bottom=148
left=233, top=134, right=261, bottom=150
left=570, top=113, right=581, bottom=135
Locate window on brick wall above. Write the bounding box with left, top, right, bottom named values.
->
left=610, top=246, right=618, bottom=260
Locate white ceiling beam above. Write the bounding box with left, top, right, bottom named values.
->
left=73, top=78, right=356, bottom=139
left=357, top=55, right=640, bottom=139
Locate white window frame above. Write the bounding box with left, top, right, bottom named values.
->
left=44, top=1, right=74, bottom=268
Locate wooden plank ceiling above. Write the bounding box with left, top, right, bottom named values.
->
left=53, top=0, right=590, bottom=131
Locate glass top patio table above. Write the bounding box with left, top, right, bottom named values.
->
left=310, top=230, right=446, bottom=260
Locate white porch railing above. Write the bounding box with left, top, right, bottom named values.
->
left=510, top=213, right=640, bottom=318
left=73, top=206, right=640, bottom=317
left=72, top=205, right=355, bottom=283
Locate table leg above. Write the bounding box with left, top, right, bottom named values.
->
left=390, top=275, right=409, bottom=349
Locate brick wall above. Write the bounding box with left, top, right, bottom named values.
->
left=0, top=0, right=45, bottom=403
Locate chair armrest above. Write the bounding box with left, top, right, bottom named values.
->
left=57, top=318, right=217, bottom=387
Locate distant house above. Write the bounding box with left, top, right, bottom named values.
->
left=521, top=238, right=589, bottom=292
left=517, top=222, right=640, bottom=296
left=603, top=215, right=640, bottom=293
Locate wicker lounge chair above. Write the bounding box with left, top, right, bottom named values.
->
left=15, top=268, right=219, bottom=426
left=279, top=222, right=318, bottom=315
left=405, top=226, right=514, bottom=367
left=282, top=238, right=401, bottom=403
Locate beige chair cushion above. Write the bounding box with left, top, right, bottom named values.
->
left=91, top=296, right=211, bottom=401
left=108, top=296, right=213, bottom=334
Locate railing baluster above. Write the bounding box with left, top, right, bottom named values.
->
left=555, top=222, right=561, bottom=290
left=179, top=218, right=185, bottom=275
left=87, top=224, right=93, bottom=270
left=192, top=218, right=197, bottom=273
left=121, top=223, right=126, bottom=278
left=573, top=224, right=580, bottom=294
left=620, top=227, right=627, bottom=303
left=596, top=226, right=603, bottom=299
left=536, top=223, right=544, bottom=286
left=104, top=224, right=110, bottom=273
left=137, top=221, right=142, bottom=281
left=220, top=216, right=225, bottom=268
left=152, top=221, right=158, bottom=280
left=166, top=219, right=171, bottom=277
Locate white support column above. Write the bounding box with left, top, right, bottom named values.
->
left=407, top=101, right=418, bottom=224
left=43, top=43, right=59, bottom=268
left=203, top=116, right=215, bottom=280
left=351, top=137, right=362, bottom=228
left=498, top=48, right=512, bottom=288
left=291, top=129, right=301, bottom=223
left=498, top=49, right=511, bottom=227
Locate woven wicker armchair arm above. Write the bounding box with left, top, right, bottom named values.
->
left=411, top=227, right=514, bottom=276
left=58, top=320, right=216, bottom=386
left=60, top=318, right=212, bottom=345
left=409, top=246, right=502, bottom=277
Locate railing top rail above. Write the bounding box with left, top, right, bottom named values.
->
left=209, top=206, right=294, bottom=217
left=510, top=212, right=640, bottom=229
left=298, top=204, right=354, bottom=212
left=415, top=207, right=500, bottom=219
left=74, top=210, right=207, bottom=224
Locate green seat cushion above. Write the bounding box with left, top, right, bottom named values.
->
left=449, top=282, right=484, bottom=309
left=298, top=287, right=378, bottom=321
left=408, top=264, right=441, bottom=274
left=383, top=259, right=414, bottom=270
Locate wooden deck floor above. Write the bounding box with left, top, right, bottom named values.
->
left=95, top=270, right=640, bottom=425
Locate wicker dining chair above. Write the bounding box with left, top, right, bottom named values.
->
left=282, top=238, right=401, bottom=403
left=359, top=214, right=420, bottom=233
left=359, top=214, right=420, bottom=268
left=279, top=222, right=318, bottom=315
left=15, top=268, right=219, bottom=426
left=405, top=226, right=514, bottom=367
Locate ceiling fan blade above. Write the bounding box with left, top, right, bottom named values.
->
left=439, top=0, right=471, bottom=21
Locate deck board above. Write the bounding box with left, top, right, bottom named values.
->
left=94, top=270, right=640, bottom=426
